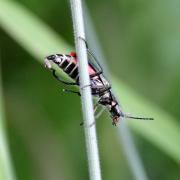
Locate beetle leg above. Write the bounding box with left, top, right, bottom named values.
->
left=80, top=102, right=105, bottom=127
left=88, top=106, right=105, bottom=127
left=62, top=89, right=81, bottom=96
left=52, top=69, right=77, bottom=85
left=80, top=101, right=99, bottom=126
left=93, top=101, right=100, bottom=113
left=78, top=36, right=89, bottom=48
left=80, top=84, right=91, bottom=90
left=78, top=36, right=103, bottom=73
left=90, top=71, right=103, bottom=78
left=95, top=107, right=105, bottom=119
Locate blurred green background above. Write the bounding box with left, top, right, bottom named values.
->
left=0, top=0, right=180, bottom=180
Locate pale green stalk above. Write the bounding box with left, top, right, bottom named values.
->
left=69, top=0, right=102, bottom=180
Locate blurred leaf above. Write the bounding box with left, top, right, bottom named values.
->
left=113, top=78, right=180, bottom=163
left=0, top=0, right=180, bottom=166
left=0, top=0, right=72, bottom=61
left=0, top=66, right=16, bottom=180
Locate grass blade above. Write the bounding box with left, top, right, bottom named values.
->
left=0, top=64, right=16, bottom=180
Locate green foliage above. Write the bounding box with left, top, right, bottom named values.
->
left=113, top=78, right=180, bottom=163
left=0, top=71, right=16, bottom=180
left=0, top=0, right=180, bottom=179
left=0, top=1, right=71, bottom=60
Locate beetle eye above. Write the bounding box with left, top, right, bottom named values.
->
left=47, top=55, right=56, bottom=60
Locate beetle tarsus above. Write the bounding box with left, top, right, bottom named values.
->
left=52, top=69, right=77, bottom=85
left=63, top=89, right=81, bottom=96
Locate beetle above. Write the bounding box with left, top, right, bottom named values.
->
left=44, top=39, right=153, bottom=125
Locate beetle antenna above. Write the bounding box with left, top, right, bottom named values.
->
left=122, top=114, right=154, bottom=120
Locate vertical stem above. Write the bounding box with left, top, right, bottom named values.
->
left=69, top=1, right=102, bottom=180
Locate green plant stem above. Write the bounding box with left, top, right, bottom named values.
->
left=69, top=0, right=102, bottom=180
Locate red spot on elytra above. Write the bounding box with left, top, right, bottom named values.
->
left=69, top=52, right=96, bottom=75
